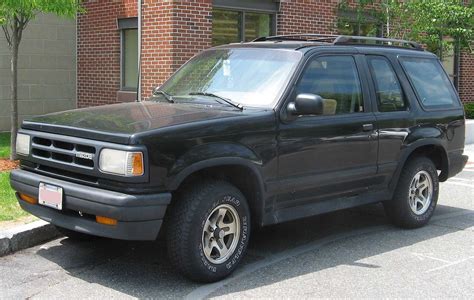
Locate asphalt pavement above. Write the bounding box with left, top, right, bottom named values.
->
left=1, top=146, right=473, bottom=299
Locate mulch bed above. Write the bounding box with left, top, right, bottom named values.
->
left=0, top=159, right=19, bottom=172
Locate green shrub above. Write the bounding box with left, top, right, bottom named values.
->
left=464, top=103, right=474, bottom=119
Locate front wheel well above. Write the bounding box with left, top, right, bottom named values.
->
left=173, top=165, right=264, bottom=226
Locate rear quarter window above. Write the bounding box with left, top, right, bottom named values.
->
left=399, top=57, right=460, bottom=109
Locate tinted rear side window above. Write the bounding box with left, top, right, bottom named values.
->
left=368, top=56, right=406, bottom=112
left=400, top=57, right=459, bottom=108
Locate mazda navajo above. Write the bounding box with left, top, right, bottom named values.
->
left=10, top=35, right=468, bottom=282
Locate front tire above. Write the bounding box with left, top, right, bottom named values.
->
left=166, top=180, right=251, bottom=282
left=384, top=157, right=439, bottom=229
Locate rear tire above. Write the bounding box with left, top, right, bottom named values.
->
left=384, top=157, right=439, bottom=229
left=166, top=180, right=251, bottom=282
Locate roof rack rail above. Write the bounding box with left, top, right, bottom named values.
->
left=333, top=36, right=422, bottom=50
left=253, top=34, right=340, bottom=42
left=253, top=34, right=423, bottom=51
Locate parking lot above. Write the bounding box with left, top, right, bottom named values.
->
left=1, top=146, right=473, bottom=299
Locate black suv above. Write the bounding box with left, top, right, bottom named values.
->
left=10, top=35, right=468, bottom=282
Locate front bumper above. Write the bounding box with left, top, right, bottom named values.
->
left=10, top=169, right=171, bottom=240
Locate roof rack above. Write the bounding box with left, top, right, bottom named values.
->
left=252, top=34, right=423, bottom=51
left=253, top=34, right=340, bottom=42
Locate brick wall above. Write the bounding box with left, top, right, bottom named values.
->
left=140, top=0, right=212, bottom=99
left=277, top=0, right=339, bottom=35
left=459, top=52, right=474, bottom=103
left=77, top=0, right=472, bottom=107
left=77, top=0, right=136, bottom=108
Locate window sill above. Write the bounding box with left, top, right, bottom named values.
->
left=117, top=90, right=137, bottom=102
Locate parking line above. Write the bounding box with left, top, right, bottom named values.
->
left=185, top=210, right=473, bottom=300
left=445, top=181, right=474, bottom=188
left=449, top=178, right=473, bottom=182
left=426, top=256, right=474, bottom=273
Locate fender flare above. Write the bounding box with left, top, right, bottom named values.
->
left=167, top=157, right=265, bottom=192
left=389, top=138, right=448, bottom=191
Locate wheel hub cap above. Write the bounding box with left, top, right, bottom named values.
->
left=202, top=204, right=240, bottom=264
left=408, top=170, right=433, bottom=215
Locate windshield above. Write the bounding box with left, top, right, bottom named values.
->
left=158, top=48, right=302, bottom=108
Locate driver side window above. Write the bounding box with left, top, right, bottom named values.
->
left=367, top=56, right=406, bottom=112
left=295, top=55, right=364, bottom=115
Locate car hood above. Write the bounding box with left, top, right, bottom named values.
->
left=21, top=101, right=249, bottom=144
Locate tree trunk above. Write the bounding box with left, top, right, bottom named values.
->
left=10, top=28, right=19, bottom=160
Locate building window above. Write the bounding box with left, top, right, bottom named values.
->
left=212, top=8, right=275, bottom=46
left=244, top=12, right=272, bottom=42
left=337, top=11, right=383, bottom=37
left=441, top=37, right=456, bottom=84
left=118, top=18, right=138, bottom=91
left=212, top=9, right=241, bottom=45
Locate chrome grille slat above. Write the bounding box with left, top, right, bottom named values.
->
left=31, top=136, right=96, bottom=169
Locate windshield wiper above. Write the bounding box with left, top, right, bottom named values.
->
left=153, top=89, right=174, bottom=103
left=189, top=92, right=243, bottom=110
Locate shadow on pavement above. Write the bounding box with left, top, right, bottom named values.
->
left=36, top=203, right=473, bottom=298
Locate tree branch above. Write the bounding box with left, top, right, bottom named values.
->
left=20, top=14, right=32, bottom=32
left=1, top=24, right=12, bottom=48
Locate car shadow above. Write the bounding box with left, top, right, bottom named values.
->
left=36, top=203, right=473, bottom=298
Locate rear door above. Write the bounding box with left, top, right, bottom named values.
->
left=364, top=54, right=415, bottom=186
left=276, top=53, right=378, bottom=209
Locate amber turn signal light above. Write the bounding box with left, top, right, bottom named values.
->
left=19, top=193, right=37, bottom=205
left=130, top=152, right=144, bottom=176
left=96, top=216, right=118, bottom=226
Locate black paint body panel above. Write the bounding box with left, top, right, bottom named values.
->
left=14, top=43, right=468, bottom=234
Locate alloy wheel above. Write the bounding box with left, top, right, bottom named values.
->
left=201, top=204, right=240, bottom=264
left=408, top=170, right=433, bottom=215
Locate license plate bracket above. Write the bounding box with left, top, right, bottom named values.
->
left=38, top=183, right=63, bottom=210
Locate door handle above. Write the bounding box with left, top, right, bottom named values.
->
left=362, top=124, right=374, bottom=131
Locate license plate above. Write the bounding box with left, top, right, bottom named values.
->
left=38, top=183, right=63, bottom=210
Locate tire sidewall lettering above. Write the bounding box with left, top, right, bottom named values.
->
left=199, top=193, right=248, bottom=273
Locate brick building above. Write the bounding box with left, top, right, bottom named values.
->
left=77, top=0, right=473, bottom=108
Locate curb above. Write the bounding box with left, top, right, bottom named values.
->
left=466, top=120, right=474, bottom=145
left=0, top=220, right=59, bottom=257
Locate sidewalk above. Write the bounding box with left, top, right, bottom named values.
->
left=464, top=144, right=474, bottom=163
left=466, top=120, right=474, bottom=145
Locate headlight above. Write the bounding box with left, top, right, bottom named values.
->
left=16, top=133, right=30, bottom=156
left=99, top=149, right=144, bottom=176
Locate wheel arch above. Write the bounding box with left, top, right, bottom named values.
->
left=168, top=158, right=266, bottom=227
left=390, top=139, right=449, bottom=192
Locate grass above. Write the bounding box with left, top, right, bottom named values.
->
left=0, top=171, right=28, bottom=221
left=0, top=132, right=11, bottom=159
left=0, top=133, right=26, bottom=221
left=465, top=103, right=474, bottom=119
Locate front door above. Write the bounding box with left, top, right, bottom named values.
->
left=276, top=54, right=378, bottom=210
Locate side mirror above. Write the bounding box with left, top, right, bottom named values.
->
left=287, top=93, right=324, bottom=115
left=152, top=86, right=161, bottom=95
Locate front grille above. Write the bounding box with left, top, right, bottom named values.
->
left=31, top=136, right=97, bottom=169
left=37, top=165, right=98, bottom=183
